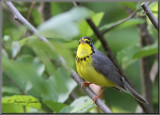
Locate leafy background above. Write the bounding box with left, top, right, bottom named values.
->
left=2, top=1, right=158, bottom=113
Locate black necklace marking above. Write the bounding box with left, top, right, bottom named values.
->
left=90, top=44, right=95, bottom=54
left=76, top=52, right=94, bottom=63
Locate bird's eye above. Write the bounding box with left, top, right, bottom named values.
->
left=86, top=41, right=91, bottom=45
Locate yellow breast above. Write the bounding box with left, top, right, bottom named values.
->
left=76, top=43, right=116, bottom=87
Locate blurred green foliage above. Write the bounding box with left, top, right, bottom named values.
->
left=2, top=1, right=158, bottom=113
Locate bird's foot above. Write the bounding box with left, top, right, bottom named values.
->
left=81, top=81, right=92, bottom=88
left=92, top=96, right=99, bottom=103
left=92, top=88, right=105, bottom=103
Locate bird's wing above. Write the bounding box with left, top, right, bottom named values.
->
left=92, top=49, right=124, bottom=88
left=92, top=49, right=147, bottom=103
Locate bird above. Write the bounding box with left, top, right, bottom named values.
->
left=75, top=36, right=148, bottom=104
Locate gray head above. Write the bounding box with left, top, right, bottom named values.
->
left=80, top=36, right=95, bottom=47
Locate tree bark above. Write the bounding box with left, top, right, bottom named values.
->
left=138, top=16, right=154, bottom=113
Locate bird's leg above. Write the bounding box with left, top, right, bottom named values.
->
left=81, top=81, right=92, bottom=88
left=92, top=87, right=105, bottom=103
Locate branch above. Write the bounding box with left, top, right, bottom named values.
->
left=4, top=1, right=112, bottom=113
left=150, top=60, right=158, bottom=83
left=3, top=72, right=27, bottom=112
left=4, top=1, right=48, bottom=42
left=102, top=10, right=138, bottom=34
left=138, top=16, right=154, bottom=113
left=71, top=70, right=112, bottom=113
left=3, top=72, right=26, bottom=95
left=141, top=3, right=158, bottom=30
left=40, top=2, right=51, bottom=21
left=102, top=1, right=152, bottom=34
left=24, top=2, right=37, bottom=38
left=27, top=2, right=36, bottom=21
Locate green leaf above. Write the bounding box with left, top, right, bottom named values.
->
left=16, top=55, right=45, bottom=76
left=19, top=36, right=36, bottom=47
left=120, top=2, right=136, bottom=11
left=2, top=87, right=21, bottom=95
left=4, top=26, right=27, bottom=41
left=31, top=9, right=42, bottom=26
left=43, top=100, right=67, bottom=112
left=100, top=18, right=145, bottom=32
left=2, top=58, right=47, bottom=96
left=19, top=38, right=29, bottom=46
left=116, top=18, right=145, bottom=29
left=152, top=76, right=158, bottom=104
left=37, top=6, right=91, bottom=40
left=2, top=95, right=41, bottom=110
left=51, top=42, right=75, bottom=68
left=79, top=12, right=104, bottom=37
left=3, top=56, right=76, bottom=106
left=28, top=108, right=43, bottom=113
left=50, top=3, right=61, bottom=16
left=117, top=44, right=140, bottom=69
left=21, top=39, right=77, bottom=103
left=64, top=40, right=78, bottom=49
left=43, top=67, right=77, bottom=103
left=147, top=2, right=158, bottom=34
left=94, top=40, right=101, bottom=49
left=149, top=2, right=158, bottom=16
left=2, top=103, right=24, bottom=113
left=27, top=39, right=74, bottom=69
left=11, top=41, right=21, bottom=58
left=2, top=49, right=9, bottom=58
left=133, top=43, right=158, bottom=59
left=60, top=106, right=73, bottom=113
left=70, top=96, right=96, bottom=113
left=117, top=43, right=158, bottom=69
left=2, top=35, right=11, bottom=42
left=26, top=40, right=61, bottom=77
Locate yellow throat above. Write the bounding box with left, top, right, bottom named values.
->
left=76, top=43, right=93, bottom=58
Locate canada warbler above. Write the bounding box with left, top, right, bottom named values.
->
left=75, top=37, right=147, bottom=104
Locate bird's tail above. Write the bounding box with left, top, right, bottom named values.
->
left=121, top=77, right=148, bottom=104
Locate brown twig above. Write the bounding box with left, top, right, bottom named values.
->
left=3, top=72, right=26, bottom=95
left=4, top=68, right=27, bottom=113
left=138, top=16, right=154, bottom=113
left=102, top=10, right=138, bottom=34
left=24, top=2, right=36, bottom=38
left=27, top=2, right=36, bottom=21
left=4, top=1, right=48, bottom=42
left=141, top=3, right=158, bottom=30
left=150, top=60, right=158, bottom=83
left=40, top=2, right=51, bottom=21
